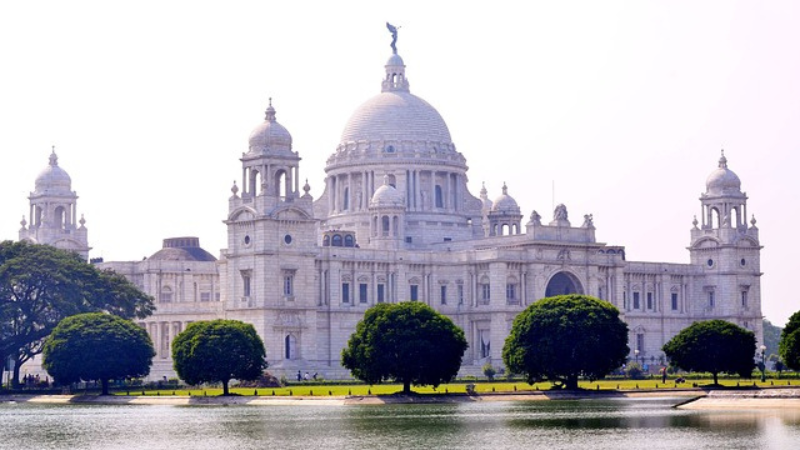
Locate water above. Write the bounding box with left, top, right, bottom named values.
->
left=1, top=398, right=799, bottom=449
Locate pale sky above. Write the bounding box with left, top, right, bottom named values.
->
left=1, top=1, right=798, bottom=326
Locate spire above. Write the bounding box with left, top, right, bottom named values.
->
left=718, top=149, right=728, bottom=169
left=49, top=145, right=58, bottom=166
left=480, top=182, right=488, bottom=197
left=264, top=97, right=276, bottom=122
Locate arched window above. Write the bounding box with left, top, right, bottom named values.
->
left=275, top=169, right=287, bottom=198
left=435, top=185, right=444, bottom=208
left=322, top=235, right=330, bottom=246
left=501, top=224, right=510, bottom=236
left=160, top=286, right=173, bottom=303
left=344, top=234, right=354, bottom=247
left=382, top=216, right=390, bottom=237
left=710, top=207, right=720, bottom=229
left=332, top=234, right=343, bottom=247
left=54, top=206, right=66, bottom=229
left=285, top=334, right=297, bottom=360
left=392, top=216, right=399, bottom=237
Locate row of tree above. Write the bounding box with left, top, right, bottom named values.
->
left=342, top=295, right=800, bottom=391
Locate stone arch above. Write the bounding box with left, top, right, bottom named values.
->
left=544, top=271, right=584, bottom=297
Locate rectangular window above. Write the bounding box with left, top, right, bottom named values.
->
left=242, top=273, right=251, bottom=297
left=410, top=285, right=419, bottom=301
left=359, top=283, right=368, bottom=304
left=481, top=284, right=491, bottom=304
left=200, top=292, right=211, bottom=302
left=457, top=284, right=464, bottom=305
left=377, top=284, right=385, bottom=303
left=671, top=293, right=678, bottom=311
left=623, top=291, right=627, bottom=309
left=440, top=285, right=447, bottom=305
left=506, top=284, right=516, bottom=302
left=633, top=292, right=640, bottom=309
left=636, top=334, right=645, bottom=353
left=708, top=291, right=715, bottom=309
left=342, top=283, right=350, bottom=303
left=741, top=291, right=748, bottom=309
left=284, top=275, right=293, bottom=297
left=646, top=292, right=653, bottom=310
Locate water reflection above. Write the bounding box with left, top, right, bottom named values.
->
left=0, top=398, right=799, bottom=450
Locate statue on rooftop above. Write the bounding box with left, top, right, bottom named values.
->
left=386, top=22, right=400, bottom=54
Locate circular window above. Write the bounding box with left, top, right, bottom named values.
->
left=385, top=145, right=395, bottom=153
left=707, top=259, right=714, bottom=267
left=243, top=235, right=251, bottom=246
left=284, top=234, right=293, bottom=245
left=740, top=258, right=746, bottom=267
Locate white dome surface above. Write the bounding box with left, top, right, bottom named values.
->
left=370, top=183, right=405, bottom=207
left=248, top=103, right=293, bottom=154
left=491, top=184, right=520, bottom=213
left=706, top=153, right=741, bottom=195
left=340, top=91, right=452, bottom=144
left=35, top=152, right=72, bottom=194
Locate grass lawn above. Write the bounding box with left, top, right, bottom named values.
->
left=117, top=378, right=797, bottom=397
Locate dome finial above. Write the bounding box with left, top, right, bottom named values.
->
left=502, top=182, right=508, bottom=195
left=265, top=97, right=276, bottom=122
left=719, top=149, right=727, bottom=168
left=49, top=146, right=58, bottom=166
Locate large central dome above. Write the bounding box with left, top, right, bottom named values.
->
left=340, top=91, right=451, bottom=143
left=339, top=53, right=452, bottom=145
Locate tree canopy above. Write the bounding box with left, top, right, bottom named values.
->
left=171, top=319, right=267, bottom=395
left=42, top=312, right=155, bottom=395
left=763, top=319, right=782, bottom=357
left=0, top=241, right=154, bottom=387
left=779, top=310, right=800, bottom=371
left=502, top=294, right=629, bottom=390
left=662, top=319, right=756, bottom=385
left=341, top=302, right=467, bottom=394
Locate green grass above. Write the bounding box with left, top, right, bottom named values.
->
left=115, top=378, right=797, bottom=397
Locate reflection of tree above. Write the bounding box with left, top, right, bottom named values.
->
left=344, top=404, right=469, bottom=447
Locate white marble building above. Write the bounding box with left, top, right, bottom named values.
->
left=22, top=44, right=764, bottom=381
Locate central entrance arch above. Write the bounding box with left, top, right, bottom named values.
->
left=545, top=271, right=584, bottom=297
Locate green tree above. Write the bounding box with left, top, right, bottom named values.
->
left=42, top=313, right=154, bottom=395
left=663, top=319, right=756, bottom=385
left=0, top=241, right=154, bottom=387
left=172, top=319, right=267, bottom=395
left=342, top=302, right=467, bottom=395
left=779, top=310, right=800, bottom=371
left=503, top=295, right=629, bottom=390
left=763, top=319, right=782, bottom=357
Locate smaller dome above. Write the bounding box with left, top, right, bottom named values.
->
left=386, top=53, right=405, bottom=67
left=149, top=237, right=217, bottom=262
left=370, top=176, right=405, bottom=208
left=706, top=151, right=741, bottom=195
left=248, top=99, right=293, bottom=154
left=34, top=150, right=72, bottom=194
left=491, top=183, right=520, bottom=213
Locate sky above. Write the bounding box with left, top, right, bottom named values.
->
left=1, top=1, right=798, bottom=326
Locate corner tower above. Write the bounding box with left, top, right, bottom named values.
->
left=19, top=148, right=90, bottom=260
left=223, top=100, right=318, bottom=373
left=689, top=151, right=762, bottom=343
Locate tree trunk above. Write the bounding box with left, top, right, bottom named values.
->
left=712, top=372, right=719, bottom=385
left=403, top=379, right=411, bottom=395
left=11, top=359, right=21, bottom=389
left=101, top=379, right=110, bottom=396
left=565, top=374, right=579, bottom=390
left=223, top=379, right=230, bottom=396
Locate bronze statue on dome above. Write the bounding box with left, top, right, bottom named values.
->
left=386, top=22, right=400, bottom=54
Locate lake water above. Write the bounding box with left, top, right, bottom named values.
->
left=1, top=397, right=799, bottom=449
